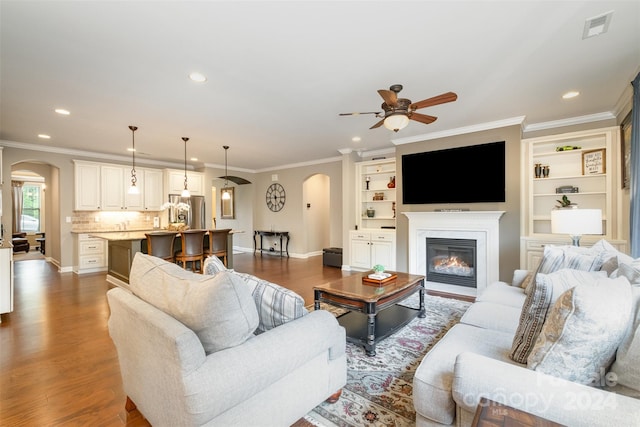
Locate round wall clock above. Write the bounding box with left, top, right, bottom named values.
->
left=266, top=183, right=286, bottom=212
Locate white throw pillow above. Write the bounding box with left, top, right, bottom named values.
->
left=527, top=276, right=632, bottom=386
left=610, top=286, right=640, bottom=392
left=509, top=269, right=606, bottom=364
left=129, top=253, right=259, bottom=354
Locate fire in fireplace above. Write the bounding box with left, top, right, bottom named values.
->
left=426, top=238, right=477, bottom=288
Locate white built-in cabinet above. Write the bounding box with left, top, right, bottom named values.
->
left=165, top=169, right=205, bottom=196
left=74, top=160, right=165, bottom=211
left=520, top=126, right=627, bottom=269
left=349, top=230, right=396, bottom=271
left=0, top=244, right=14, bottom=320
left=74, top=233, right=107, bottom=274
left=349, top=158, right=397, bottom=271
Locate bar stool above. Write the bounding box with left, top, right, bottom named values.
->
left=145, top=232, right=177, bottom=262
left=205, top=229, right=231, bottom=267
left=175, top=229, right=206, bottom=273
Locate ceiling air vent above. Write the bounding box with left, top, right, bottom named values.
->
left=582, top=10, right=613, bottom=39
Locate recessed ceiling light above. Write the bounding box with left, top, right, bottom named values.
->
left=38, top=134, right=51, bottom=139
left=189, top=72, right=207, bottom=83
left=352, top=136, right=362, bottom=142
left=562, top=91, right=580, bottom=99
left=54, top=108, right=70, bottom=115
left=127, top=148, right=136, bottom=152
left=190, top=157, right=198, bottom=161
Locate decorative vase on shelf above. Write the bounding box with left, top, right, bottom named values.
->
left=366, top=208, right=375, bottom=218
left=365, top=176, right=370, bottom=190
left=542, top=165, right=550, bottom=178
left=534, top=163, right=542, bottom=178
left=387, top=176, right=396, bottom=188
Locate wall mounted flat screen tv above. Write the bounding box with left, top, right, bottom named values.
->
left=402, top=141, right=506, bottom=204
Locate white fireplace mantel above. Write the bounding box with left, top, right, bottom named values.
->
left=403, top=211, right=505, bottom=297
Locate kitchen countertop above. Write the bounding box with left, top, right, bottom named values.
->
left=88, top=231, right=156, bottom=241
left=88, top=229, right=243, bottom=241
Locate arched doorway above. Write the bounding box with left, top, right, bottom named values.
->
left=302, top=174, right=330, bottom=255
left=10, top=162, right=57, bottom=262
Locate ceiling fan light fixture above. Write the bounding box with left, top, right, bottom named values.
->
left=384, top=114, right=409, bottom=132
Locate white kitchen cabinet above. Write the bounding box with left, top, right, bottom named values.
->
left=74, top=161, right=102, bottom=210
left=165, top=169, right=205, bottom=196
left=349, top=230, right=396, bottom=271
left=74, top=160, right=163, bottom=212
left=74, top=233, right=107, bottom=274
left=143, top=168, right=164, bottom=210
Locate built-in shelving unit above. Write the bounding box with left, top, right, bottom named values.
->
left=350, top=158, right=397, bottom=271
left=356, top=158, right=396, bottom=230
left=520, top=126, right=626, bottom=269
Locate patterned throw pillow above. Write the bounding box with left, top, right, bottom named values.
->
left=527, top=276, right=632, bottom=386
left=232, top=272, right=308, bottom=332
left=203, top=255, right=228, bottom=275
left=509, top=269, right=606, bottom=364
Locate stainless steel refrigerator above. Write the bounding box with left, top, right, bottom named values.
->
left=168, top=194, right=205, bottom=230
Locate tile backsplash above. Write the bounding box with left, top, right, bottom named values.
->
left=71, top=210, right=167, bottom=232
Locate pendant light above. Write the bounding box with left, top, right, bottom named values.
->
left=222, top=145, right=231, bottom=200
left=181, top=137, right=190, bottom=198
left=127, top=125, right=139, bottom=195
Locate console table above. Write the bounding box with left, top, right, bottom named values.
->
left=253, top=230, right=289, bottom=257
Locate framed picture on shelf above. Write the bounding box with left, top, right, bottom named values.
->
left=621, top=111, right=632, bottom=189
left=582, top=148, right=606, bottom=175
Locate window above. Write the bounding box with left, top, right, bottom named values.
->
left=21, top=184, right=42, bottom=232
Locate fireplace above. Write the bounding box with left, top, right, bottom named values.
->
left=426, top=238, right=477, bottom=288
left=404, top=211, right=504, bottom=297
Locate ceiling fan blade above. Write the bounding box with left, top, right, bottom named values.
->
left=377, top=89, right=398, bottom=107
left=410, top=112, right=438, bottom=125
left=369, top=118, right=385, bottom=129
left=339, top=111, right=380, bottom=116
left=409, top=92, right=458, bottom=110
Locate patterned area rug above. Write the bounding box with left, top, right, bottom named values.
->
left=304, top=294, right=470, bottom=427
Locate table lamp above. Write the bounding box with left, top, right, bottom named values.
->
left=550, top=208, right=602, bottom=246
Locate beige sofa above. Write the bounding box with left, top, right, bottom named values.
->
left=413, top=241, right=640, bottom=426
left=107, top=253, right=346, bottom=426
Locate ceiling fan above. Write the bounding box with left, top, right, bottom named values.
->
left=340, top=84, right=457, bottom=132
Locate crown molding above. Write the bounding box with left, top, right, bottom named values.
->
left=0, top=139, right=187, bottom=170
left=254, top=155, right=343, bottom=173
left=522, top=112, right=616, bottom=133
left=391, top=116, right=526, bottom=145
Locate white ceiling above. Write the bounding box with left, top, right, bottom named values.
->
left=1, top=1, right=639, bottom=172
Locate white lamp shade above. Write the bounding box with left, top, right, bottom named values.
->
left=551, top=208, right=602, bottom=236
left=127, top=184, right=139, bottom=195
left=221, top=189, right=231, bottom=200
left=384, top=114, right=409, bottom=131
left=181, top=188, right=190, bottom=198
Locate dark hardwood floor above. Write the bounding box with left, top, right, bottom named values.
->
left=0, top=253, right=354, bottom=426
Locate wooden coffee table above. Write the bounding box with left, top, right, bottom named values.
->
left=313, top=271, right=425, bottom=356
left=472, top=398, right=565, bottom=427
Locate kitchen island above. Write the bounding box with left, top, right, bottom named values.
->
left=88, top=230, right=236, bottom=289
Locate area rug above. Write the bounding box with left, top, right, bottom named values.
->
left=305, top=294, right=470, bottom=427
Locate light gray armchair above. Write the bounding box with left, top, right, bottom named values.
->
left=107, top=253, right=346, bottom=426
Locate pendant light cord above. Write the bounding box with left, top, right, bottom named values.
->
left=129, top=125, right=138, bottom=186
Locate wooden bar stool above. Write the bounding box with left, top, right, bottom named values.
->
left=145, top=232, right=177, bottom=262
left=205, top=229, right=231, bottom=267
left=175, top=230, right=206, bottom=273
